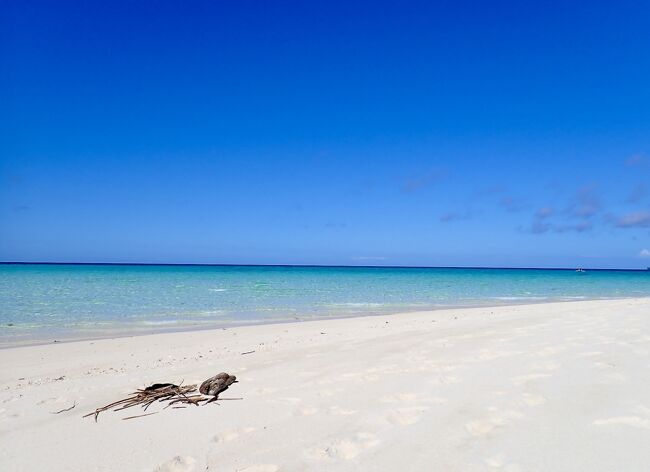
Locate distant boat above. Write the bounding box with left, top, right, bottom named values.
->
left=576, top=268, right=586, bottom=273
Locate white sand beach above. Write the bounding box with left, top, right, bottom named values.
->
left=2, top=298, right=650, bottom=471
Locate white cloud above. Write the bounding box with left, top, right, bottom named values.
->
left=640, top=249, right=650, bottom=258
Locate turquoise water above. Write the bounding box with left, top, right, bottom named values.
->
left=1, top=264, right=649, bottom=345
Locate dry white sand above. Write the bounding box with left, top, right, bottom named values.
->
left=2, top=298, right=650, bottom=471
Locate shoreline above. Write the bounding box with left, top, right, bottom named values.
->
left=1, top=295, right=643, bottom=350
left=2, top=298, right=650, bottom=470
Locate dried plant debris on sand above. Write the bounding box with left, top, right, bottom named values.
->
left=200, top=373, right=237, bottom=396
left=83, top=373, right=239, bottom=421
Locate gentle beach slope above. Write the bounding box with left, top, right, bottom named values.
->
left=2, top=298, right=650, bottom=471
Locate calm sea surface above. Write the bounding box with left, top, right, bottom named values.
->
left=1, top=264, right=649, bottom=345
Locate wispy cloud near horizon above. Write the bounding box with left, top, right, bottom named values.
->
left=627, top=184, right=648, bottom=204
left=400, top=169, right=447, bottom=193
left=625, top=153, right=648, bottom=167
left=439, top=211, right=472, bottom=223
left=527, top=220, right=593, bottom=235
left=351, top=256, right=388, bottom=262
left=613, top=211, right=650, bottom=228
left=535, top=207, right=554, bottom=218
left=498, top=196, right=528, bottom=213
left=524, top=185, right=603, bottom=235
left=568, top=184, right=601, bottom=219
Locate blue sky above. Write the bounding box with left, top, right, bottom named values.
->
left=1, top=1, right=649, bottom=268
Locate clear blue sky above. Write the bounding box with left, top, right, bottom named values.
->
left=1, top=1, right=649, bottom=268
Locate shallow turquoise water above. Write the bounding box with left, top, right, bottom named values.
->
left=1, top=264, right=648, bottom=344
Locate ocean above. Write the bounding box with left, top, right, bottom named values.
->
left=1, top=263, right=648, bottom=345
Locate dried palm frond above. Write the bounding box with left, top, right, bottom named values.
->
left=83, top=373, right=239, bottom=422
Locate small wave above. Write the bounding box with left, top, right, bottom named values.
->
left=490, top=296, right=549, bottom=301
left=324, top=302, right=387, bottom=307
left=208, top=288, right=228, bottom=292
left=194, top=310, right=227, bottom=317
left=140, top=320, right=182, bottom=326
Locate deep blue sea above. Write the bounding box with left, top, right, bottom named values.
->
left=1, top=264, right=649, bottom=345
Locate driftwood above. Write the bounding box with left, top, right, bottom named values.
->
left=84, top=372, right=239, bottom=421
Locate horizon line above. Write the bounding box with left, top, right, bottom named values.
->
left=1, top=261, right=648, bottom=272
